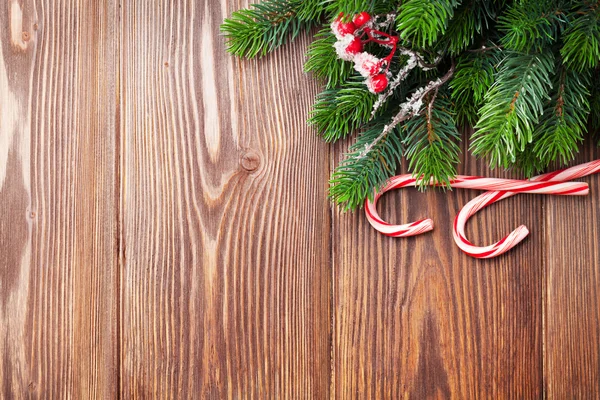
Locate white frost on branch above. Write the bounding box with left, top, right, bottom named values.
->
left=357, top=65, right=455, bottom=159
left=371, top=51, right=419, bottom=117
left=373, top=13, right=397, bottom=30
left=370, top=48, right=440, bottom=119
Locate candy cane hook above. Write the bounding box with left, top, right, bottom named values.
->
left=453, top=160, right=600, bottom=258
left=366, top=174, right=588, bottom=238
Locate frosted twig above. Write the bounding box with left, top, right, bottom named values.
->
left=370, top=49, right=443, bottom=118
left=357, top=62, right=455, bottom=160
left=372, top=12, right=397, bottom=30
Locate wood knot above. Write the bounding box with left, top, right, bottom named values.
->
left=22, top=31, right=30, bottom=41
left=241, top=152, right=260, bottom=172
left=33, top=23, right=39, bottom=31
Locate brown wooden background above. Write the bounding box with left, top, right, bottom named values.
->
left=1, top=0, right=599, bottom=398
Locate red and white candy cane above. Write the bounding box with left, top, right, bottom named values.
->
left=366, top=174, right=588, bottom=238
left=454, top=160, right=600, bottom=258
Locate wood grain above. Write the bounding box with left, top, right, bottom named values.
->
left=332, top=136, right=544, bottom=398
left=545, top=145, right=600, bottom=398
left=1, top=0, right=600, bottom=397
left=118, top=1, right=331, bottom=397
left=0, top=0, right=119, bottom=398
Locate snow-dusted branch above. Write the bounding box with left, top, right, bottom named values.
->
left=357, top=61, right=456, bottom=159
left=371, top=48, right=443, bottom=118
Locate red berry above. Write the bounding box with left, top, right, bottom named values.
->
left=353, top=12, right=371, bottom=28
left=338, top=21, right=356, bottom=35
left=345, top=37, right=363, bottom=55
left=336, top=13, right=357, bottom=35
left=370, top=74, right=389, bottom=93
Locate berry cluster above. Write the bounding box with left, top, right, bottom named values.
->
left=331, top=12, right=399, bottom=94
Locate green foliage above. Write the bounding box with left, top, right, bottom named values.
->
left=450, top=50, right=498, bottom=125
left=329, top=121, right=404, bottom=210
left=590, top=69, right=600, bottom=133
left=296, top=0, right=328, bottom=21
left=514, top=143, right=546, bottom=177
left=309, top=81, right=377, bottom=142
left=223, top=0, right=600, bottom=210
left=404, top=95, right=461, bottom=189
left=221, top=0, right=323, bottom=58
left=396, top=0, right=460, bottom=48
left=304, top=29, right=354, bottom=89
left=435, top=0, right=499, bottom=55
left=561, top=4, right=600, bottom=71
left=498, top=1, right=560, bottom=53
left=471, top=52, right=555, bottom=169
left=532, top=68, right=591, bottom=166
left=325, top=0, right=398, bottom=15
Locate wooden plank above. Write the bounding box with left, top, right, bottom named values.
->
left=119, top=1, right=331, bottom=397
left=332, top=137, right=544, bottom=398
left=545, top=144, right=600, bottom=397
left=0, top=1, right=119, bottom=397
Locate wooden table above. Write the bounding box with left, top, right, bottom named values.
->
left=1, top=1, right=599, bottom=398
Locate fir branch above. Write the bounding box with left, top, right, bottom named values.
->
left=304, top=28, right=354, bottom=89
left=561, top=4, right=600, bottom=71
left=497, top=1, right=560, bottom=53
left=590, top=68, right=600, bottom=133
left=329, top=121, right=404, bottom=210
left=514, top=143, right=546, bottom=178
left=325, top=0, right=399, bottom=16
left=396, top=0, right=461, bottom=48
left=371, top=48, right=442, bottom=117
left=471, top=51, right=555, bottom=169
left=309, top=81, right=378, bottom=142
left=434, top=0, right=499, bottom=56
left=404, top=93, right=461, bottom=189
left=357, top=62, right=456, bottom=160
left=532, top=68, right=591, bottom=166
left=221, top=0, right=321, bottom=58
left=450, top=49, right=499, bottom=125
left=296, top=0, right=328, bottom=21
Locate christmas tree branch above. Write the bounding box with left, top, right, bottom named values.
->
left=471, top=51, right=555, bottom=170
left=371, top=48, right=442, bottom=117
left=359, top=61, right=455, bottom=159
left=329, top=121, right=404, bottom=210
left=405, top=93, right=461, bottom=189
left=533, top=67, right=591, bottom=166
left=221, top=0, right=325, bottom=58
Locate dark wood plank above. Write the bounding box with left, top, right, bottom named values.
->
left=119, top=1, right=331, bottom=397
left=332, top=136, right=544, bottom=398
left=0, top=0, right=119, bottom=397
left=545, top=143, right=600, bottom=398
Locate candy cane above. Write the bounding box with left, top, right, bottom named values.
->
left=366, top=175, right=588, bottom=238
left=454, top=160, right=600, bottom=258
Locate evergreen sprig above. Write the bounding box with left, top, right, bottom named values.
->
left=497, top=1, right=561, bottom=53
left=561, top=3, right=600, bottom=71
left=450, top=49, right=499, bottom=125
left=404, top=94, right=461, bottom=189
left=396, top=0, right=460, bottom=47
left=329, top=121, right=404, bottom=210
left=221, top=0, right=322, bottom=58
left=325, top=0, right=395, bottom=15
left=533, top=67, right=591, bottom=166
left=309, top=81, right=378, bottom=142
left=471, top=51, right=555, bottom=169
left=223, top=0, right=600, bottom=210
left=304, top=29, right=354, bottom=89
